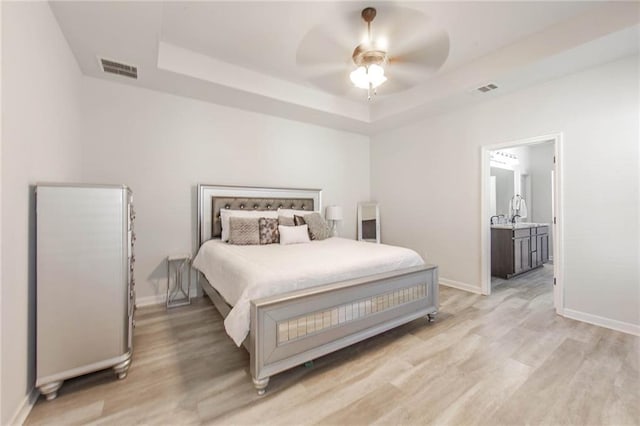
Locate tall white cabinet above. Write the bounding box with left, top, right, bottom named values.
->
left=36, top=183, right=135, bottom=400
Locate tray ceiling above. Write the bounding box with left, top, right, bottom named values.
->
left=50, top=1, right=640, bottom=134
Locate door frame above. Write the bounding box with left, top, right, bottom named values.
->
left=480, top=133, right=564, bottom=315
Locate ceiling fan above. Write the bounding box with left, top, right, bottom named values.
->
left=349, top=7, right=388, bottom=99
left=296, top=5, right=450, bottom=100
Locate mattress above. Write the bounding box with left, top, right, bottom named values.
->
left=193, top=237, right=424, bottom=346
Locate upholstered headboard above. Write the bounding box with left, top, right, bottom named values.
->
left=197, top=185, right=322, bottom=247
left=210, top=197, right=315, bottom=238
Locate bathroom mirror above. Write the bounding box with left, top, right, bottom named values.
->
left=490, top=167, right=515, bottom=217
left=357, top=202, right=380, bottom=243
left=490, top=166, right=529, bottom=221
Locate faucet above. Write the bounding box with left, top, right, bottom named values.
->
left=511, top=214, right=521, bottom=224
left=490, top=214, right=505, bottom=225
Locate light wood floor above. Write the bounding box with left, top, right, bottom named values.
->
left=26, top=264, right=639, bottom=425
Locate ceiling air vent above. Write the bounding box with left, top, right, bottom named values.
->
left=99, top=58, right=138, bottom=79
left=476, top=83, right=498, bottom=93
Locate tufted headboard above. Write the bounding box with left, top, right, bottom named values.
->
left=197, top=185, right=322, bottom=247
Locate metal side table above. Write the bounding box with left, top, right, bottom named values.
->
left=166, top=254, right=192, bottom=308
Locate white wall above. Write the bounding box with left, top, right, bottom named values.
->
left=371, top=55, right=639, bottom=329
left=78, top=77, right=370, bottom=303
left=1, top=2, right=83, bottom=423
left=528, top=142, right=555, bottom=257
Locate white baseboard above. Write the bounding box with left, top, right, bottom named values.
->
left=8, top=388, right=38, bottom=426
left=563, top=308, right=640, bottom=337
left=135, top=293, right=166, bottom=307
left=439, top=278, right=483, bottom=295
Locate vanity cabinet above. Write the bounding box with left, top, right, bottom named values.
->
left=532, top=227, right=550, bottom=268
left=491, top=225, right=549, bottom=279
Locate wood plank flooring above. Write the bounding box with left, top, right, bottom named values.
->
left=26, top=264, right=639, bottom=425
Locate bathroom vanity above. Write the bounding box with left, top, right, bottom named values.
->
left=491, top=223, right=549, bottom=278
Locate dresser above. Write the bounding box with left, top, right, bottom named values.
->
left=35, top=183, right=135, bottom=400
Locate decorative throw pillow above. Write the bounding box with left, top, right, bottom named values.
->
left=278, top=216, right=295, bottom=227
left=279, top=224, right=310, bottom=245
left=228, top=217, right=260, bottom=245
left=259, top=217, right=279, bottom=244
left=293, top=215, right=306, bottom=226
left=220, top=209, right=277, bottom=241
left=303, top=212, right=331, bottom=240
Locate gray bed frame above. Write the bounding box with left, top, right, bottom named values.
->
left=196, top=184, right=439, bottom=395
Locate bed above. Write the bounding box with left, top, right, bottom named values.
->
left=194, top=184, right=439, bottom=395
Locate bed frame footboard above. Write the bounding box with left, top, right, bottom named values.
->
left=249, top=264, right=438, bottom=395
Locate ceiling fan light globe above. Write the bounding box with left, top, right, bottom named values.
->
left=370, top=75, right=387, bottom=89
left=350, top=66, right=370, bottom=89
left=368, top=64, right=384, bottom=78
left=367, top=64, right=387, bottom=88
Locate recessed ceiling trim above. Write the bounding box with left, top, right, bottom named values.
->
left=157, top=41, right=370, bottom=123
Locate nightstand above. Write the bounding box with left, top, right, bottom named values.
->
left=166, top=254, right=192, bottom=308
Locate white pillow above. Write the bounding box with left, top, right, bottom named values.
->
left=220, top=209, right=278, bottom=241
left=277, top=208, right=315, bottom=218
left=279, top=224, right=310, bottom=245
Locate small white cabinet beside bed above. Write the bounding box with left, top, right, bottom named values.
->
left=195, top=184, right=439, bottom=395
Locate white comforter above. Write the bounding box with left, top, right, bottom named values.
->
left=192, top=237, right=424, bottom=346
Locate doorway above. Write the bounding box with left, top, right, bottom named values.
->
left=480, top=134, right=563, bottom=314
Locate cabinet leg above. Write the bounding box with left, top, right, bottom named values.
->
left=39, top=381, right=63, bottom=401
left=427, top=312, right=437, bottom=322
left=253, top=377, right=270, bottom=396
left=113, top=355, right=132, bottom=380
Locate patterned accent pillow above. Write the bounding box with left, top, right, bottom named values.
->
left=303, top=212, right=331, bottom=240
left=278, top=216, right=295, bottom=227
left=293, top=215, right=306, bottom=226
left=228, top=217, right=260, bottom=245
left=259, top=218, right=279, bottom=244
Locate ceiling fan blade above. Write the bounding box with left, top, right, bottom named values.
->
left=296, top=27, right=352, bottom=68
left=389, top=29, right=450, bottom=70
left=375, top=78, right=413, bottom=96
left=386, top=58, right=446, bottom=89
left=296, top=5, right=364, bottom=68
left=385, top=63, right=432, bottom=91
left=365, top=5, right=450, bottom=71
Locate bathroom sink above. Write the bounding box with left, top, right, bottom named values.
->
left=491, top=222, right=549, bottom=229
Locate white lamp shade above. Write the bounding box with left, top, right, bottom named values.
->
left=325, top=206, right=343, bottom=221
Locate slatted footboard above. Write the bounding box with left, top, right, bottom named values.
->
left=249, top=264, right=438, bottom=394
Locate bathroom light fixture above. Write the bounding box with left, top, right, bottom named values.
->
left=490, top=151, right=519, bottom=167
left=350, top=7, right=388, bottom=100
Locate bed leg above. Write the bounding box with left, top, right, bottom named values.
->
left=427, top=312, right=437, bottom=322
left=253, top=377, right=270, bottom=396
